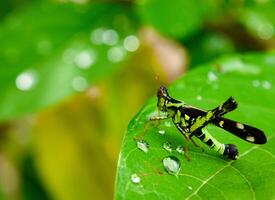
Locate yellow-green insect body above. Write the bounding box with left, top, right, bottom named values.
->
left=155, top=86, right=267, bottom=160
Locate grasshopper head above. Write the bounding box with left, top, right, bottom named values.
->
left=157, top=86, right=169, bottom=112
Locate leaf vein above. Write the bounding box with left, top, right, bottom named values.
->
left=179, top=173, right=227, bottom=200
left=229, top=166, right=256, bottom=200
left=258, top=148, right=275, bottom=160
left=185, top=143, right=262, bottom=200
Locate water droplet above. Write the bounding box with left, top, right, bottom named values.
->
left=196, top=95, right=202, bottom=101
left=176, top=145, right=185, bottom=154
left=252, top=80, right=260, bottom=88
left=74, top=50, right=96, bottom=69
left=163, top=142, right=173, bottom=152
left=123, top=35, right=140, bottom=52
left=165, top=121, right=172, bottom=127
left=16, top=70, right=37, bottom=91
left=262, top=80, right=272, bottom=90
left=90, top=28, right=105, bottom=44
left=188, top=186, right=193, bottom=190
left=102, top=29, right=119, bottom=46
left=208, top=71, right=218, bottom=82
left=107, top=46, right=126, bottom=63
left=72, top=76, right=88, bottom=92
left=137, top=140, right=149, bottom=153
left=158, top=130, right=165, bottom=135
left=163, top=156, right=181, bottom=175
left=131, top=173, right=141, bottom=183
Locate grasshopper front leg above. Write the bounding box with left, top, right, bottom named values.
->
left=149, top=115, right=168, bottom=121
left=134, top=114, right=168, bottom=141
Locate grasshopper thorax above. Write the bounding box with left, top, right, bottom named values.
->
left=157, top=86, right=169, bottom=112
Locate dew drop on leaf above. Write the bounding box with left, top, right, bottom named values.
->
left=162, top=156, right=181, bottom=175
left=196, top=95, right=202, bottom=101
left=262, top=80, right=272, bottom=90
left=176, top=145, right=185, bottom=154
left=163, top=142, right=172, bottom=152
left=188, top=186, right=193, bottom=190
left=158, top=130, right=165, bottom=135
left=131, top=173, right=141, bottom=184
left=207, top=71, right=218, bottom=82
left=164, top=121, right=172, bottom=127
left=136, top=140, right=149, bottom=153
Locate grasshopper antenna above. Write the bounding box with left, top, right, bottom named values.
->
left=133, top=74, right=161, bottom=141
left=155, top=73, right=160, bottom=88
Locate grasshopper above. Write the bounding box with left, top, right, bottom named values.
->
left=150, top=86, right=267, bottom=160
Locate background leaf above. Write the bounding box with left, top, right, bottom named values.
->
left=136, top=0, right=204, bottom=39
left=115, top=52, right=275, bottom=200
left=2, top=1, right=275, bottom=199
left=0, top=2, right=138, bottom=121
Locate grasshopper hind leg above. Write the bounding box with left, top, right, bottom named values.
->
left=189, top=136, right=205, bottom=152
left=183, top=144, right=191, bottom=161
left=180, top=134, right=204, bottom=161
left=134, top=114, right=168, bottom=141
left=194, top=128, right=239, bottom=160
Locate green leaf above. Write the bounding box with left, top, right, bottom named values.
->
left=186, top=32, right=235, bottom=67
left=136, top=0, right=204, bottom=39
left=0, top=2, right=138, bottom=121
left=115, top=53, right=275, bottom=199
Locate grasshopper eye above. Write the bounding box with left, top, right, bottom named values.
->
left=157, top=86, right=168, bottom=98
left=157, top=89, right=163, bottom=98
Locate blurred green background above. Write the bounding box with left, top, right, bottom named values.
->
left=0, top=0, right=274, bottom=199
